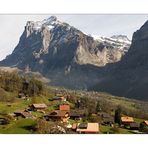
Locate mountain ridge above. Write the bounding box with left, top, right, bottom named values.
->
left=4, top=16, right=148, bottom=100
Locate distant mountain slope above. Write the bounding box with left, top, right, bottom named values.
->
left=1, top=16, right=148, bottom=100
left=90, top=20, right=148, bottom=100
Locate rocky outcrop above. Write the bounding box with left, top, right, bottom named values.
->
left=0, top=16, right=130, bottom=69
left=0, top=16, right=132, bottom=96
left=90, top=20, right=148, bottom=100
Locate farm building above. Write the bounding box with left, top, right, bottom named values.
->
left=76, top=123, right=99, bottom=134
left=121, top=116, right=134, bottom=125
left=52, top=96, right=66, bottom=101
left=98, top=112, right=111, bottom=118
left=98, top=112, right=114, bottom=125
left=142, top=120, right=148, bottom=126
left=102, top=117, right=114, bottom=125
left=45, top=110, right=70, bottom=123
left=70, top=110, right=83, bottom=120
left=14, top=110, right=32, bottom=118
left=18, top=93, right=26, bottom=99
left=30, top=103, right=47, bottom=111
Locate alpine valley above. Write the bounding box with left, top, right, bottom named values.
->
left=1, top=16, right=148, bottom=100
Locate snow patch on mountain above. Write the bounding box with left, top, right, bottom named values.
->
left=90, top=34, right=131, bottom=53
left=32, top=16, right=62, bottom=31
left=91, top=34, right=131, bottom=44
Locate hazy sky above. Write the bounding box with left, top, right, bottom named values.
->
left=0, top=14, right=148, bottom=60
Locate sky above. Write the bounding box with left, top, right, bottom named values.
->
left=0, top=14, right=148, bottom=60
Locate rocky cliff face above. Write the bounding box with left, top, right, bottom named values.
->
left=0, top=16, right=130, bottom=69
left=0, top=16, right=131, bottom=93
left=91, top=20, right=148, bottom=100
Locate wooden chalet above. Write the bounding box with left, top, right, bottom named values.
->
left=18, top=93, right=26, bottom=99
left=70, top=110, right=83, bottom=120
left=121, top=116, right=134, bottom=125
left=76, top=123, right=99, bottom=134
left=52, top=96, right=66, bottom=101
left=98, top=112, right=114, bottom=125
left=142, top=120, right=148, bottom=126
left=98, top=112, right=111, bottom=118
left=14, top=110, right=32, bottom=118
left=103, top=117, right=114, bottom=125
left=45, top=110, right=70, bottom=123
left=30, top=103, right=47, bottom=111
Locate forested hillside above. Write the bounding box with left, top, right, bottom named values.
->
left=0, top=70, right=46, bottom=102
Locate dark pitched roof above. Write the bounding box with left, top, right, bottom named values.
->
left=77, top=123, right=99, bottom=133
left=97, top=112, right=111, bottom=118
left=31, top=104, right=47, bottom=109
left=78, top=123, right=88, bottom=129
left=103, top=116, right=114, bottom=123
left=14, top=110, right=32, bottom=118
left=52, top=96, right=65, bottom=101
left=70, top=110, right=83, bottom=117
left=21, top=112, right=32, bottom=118
left=48, top=110, right=69, bottom=117
left=14, top=110, right=24, bottom=114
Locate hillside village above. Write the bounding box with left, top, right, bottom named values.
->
left=0, top=70, right=148, bottom=134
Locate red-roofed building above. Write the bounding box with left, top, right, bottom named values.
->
left=59, top=104, right=70, bottom=111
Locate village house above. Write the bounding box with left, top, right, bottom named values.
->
left=14, top=110, right=32, bottom=118
left=102, top=117, right=114, bottom=126
left=142, top=120, right=148, bottom=126
left=121, top=116, right=134, bottom=126
left=139, top=120, right=148, bottom=133
left=70, top=112, right=82, bottom=120
left=130, top=122, right=140, bottom=130
left=52, top=96, right=66, bottom=102
left=70, top=111, right=82, bottom=120
left=76, top=123, right=99, bottom=134
left=59, top=104, right=70, bottom=111
left=98, top=112, right=110, bottom=118
left=98, top=112, right=114, bottom=125
left=45, top=110, right=70, bottom=123
left=30, top=103, right=47, bottom=112
left=18, top=93, right=26, bottom=99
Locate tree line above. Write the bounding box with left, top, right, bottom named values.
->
left=0, top=71, right=46, bottom=102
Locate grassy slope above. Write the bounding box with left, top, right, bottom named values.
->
left=0, top=118, right=36, bottom=134
left=0, top=86, right=147, bottom=134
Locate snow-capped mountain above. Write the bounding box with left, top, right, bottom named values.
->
left=28, top=16, right=67, bottom=31
left=90, top=20, right=148, bottom=100
left=0, top=16, right=131, bottom=90
left=1, top=16, right=131, bottom=69
left=1, top=15, right=148, bottom=100
left=111, top=35, right=131, bottom=43
left=91, top=34, right=131, bottom=52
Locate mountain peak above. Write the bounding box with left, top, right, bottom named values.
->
left=25, top=16, right=62, bottom=33
left=132, top=20, right=148, bottom=42
left=42, top=16, right=61, bottom=26
left=111, top=35, right=131, bottom=43
left=46, top=16, right=57, bottom=22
